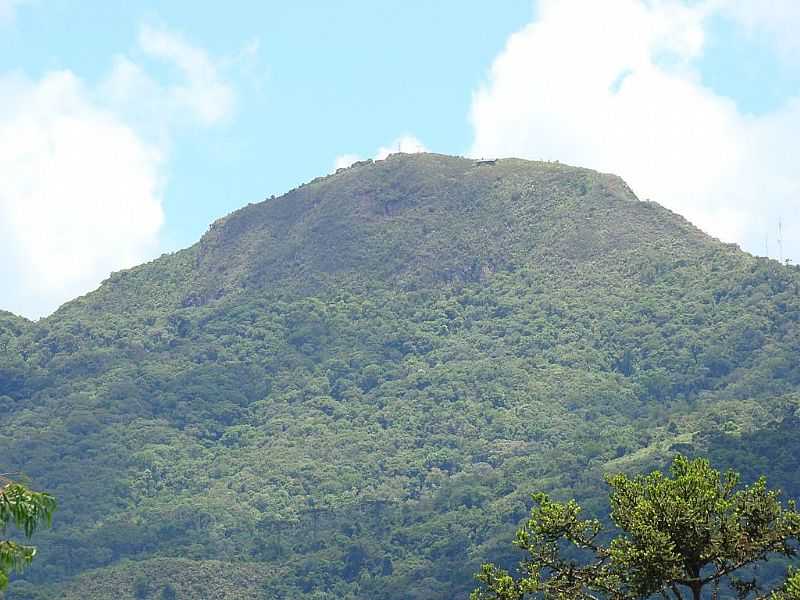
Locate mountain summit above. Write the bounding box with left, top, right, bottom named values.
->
left=2, top=154, right=799, bottom=599
left=63, top=154, right=707, bottom=319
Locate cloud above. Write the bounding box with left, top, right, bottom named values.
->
left=0, top=72, right=164, bottom=319
left=470, top=0, right=800, bottom=263
left=102, top=25, right=236, bottom=142
left=1, top=25, right=240, bottom=319
left=137, top=24, right=235, bottom=125
left=375, top=135, right=428, bottom=160
left=334, top=154, right=361, bottom=171
left=334, top=135, right=429, bottom=171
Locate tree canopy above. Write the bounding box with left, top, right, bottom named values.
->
left=0, top=478, right=55, bottom=590
left=473, top=456, right=800, bottom=600
left=771, top=570, right=800, bottom=600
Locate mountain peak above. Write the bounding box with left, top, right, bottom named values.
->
left=189, top=153, right=707, bottom=297
left=56, top=153, right=727, bottom=322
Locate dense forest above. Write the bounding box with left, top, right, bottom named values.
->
left=1, top=154, right=799, bottom=598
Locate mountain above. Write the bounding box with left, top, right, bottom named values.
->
left=2, top=153, right=799, bottom=599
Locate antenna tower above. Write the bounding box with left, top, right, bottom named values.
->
left=778, top=219, right=784, bottom=264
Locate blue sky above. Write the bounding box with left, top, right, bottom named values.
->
left=1, top=0, right=799, bottom=318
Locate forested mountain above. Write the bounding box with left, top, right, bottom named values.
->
left=2, top=153, right=799, bottom=599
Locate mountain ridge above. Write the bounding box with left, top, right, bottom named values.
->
left=50, top=153, right=725, bottom=323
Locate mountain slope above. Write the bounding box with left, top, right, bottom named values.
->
left=2, top=154, right=799, bottom=599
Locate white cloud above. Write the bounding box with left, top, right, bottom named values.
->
left=0, top=72, right=164, bottom=319
left=102, top=25, right=236, bottom=142
left=136, top=24, right=235, bottom=125
left=333, top=153, right=361, bottom=171
left=375, top=135, right=428, bottom=160
left=1, top=25, right=240, bottom=319
left=335, top=135, right=428, bottom=172
left=470, top=0, right=800, bottom=263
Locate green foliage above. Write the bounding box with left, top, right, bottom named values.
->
left=772, top=570, right=800, bottom=600
left=2, top=154, right=800, bottom=598
left=161, top=583, right=177, bottom=600
left=473, top=456, right=800, bottom=600
left=0, top=479, right=55, bottom=590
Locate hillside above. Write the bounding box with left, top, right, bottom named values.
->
left=2, top=153, right=800, bottom=599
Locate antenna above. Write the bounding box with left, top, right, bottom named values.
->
left=778, top=218, right=784, bottom=264
left=765, top=233, right=769, bottom=258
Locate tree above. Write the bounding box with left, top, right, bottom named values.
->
left=771, top=570, right=800, bottom=600
left=133, top=575, right=150, bottom=599
left=161, top=583, right=177, bottom=600
left=0, top=477, right=56, bottom=590
left=472, top=456, right=800, bottom=600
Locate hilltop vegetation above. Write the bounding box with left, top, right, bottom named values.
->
left=1, top=154, right=799, bottom=599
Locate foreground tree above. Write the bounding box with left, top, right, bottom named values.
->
left=473, top=456, right=800, bottom=600
left=770, top=570, right=800, bottom=600
left=0, top=477, right=56, bottom=590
